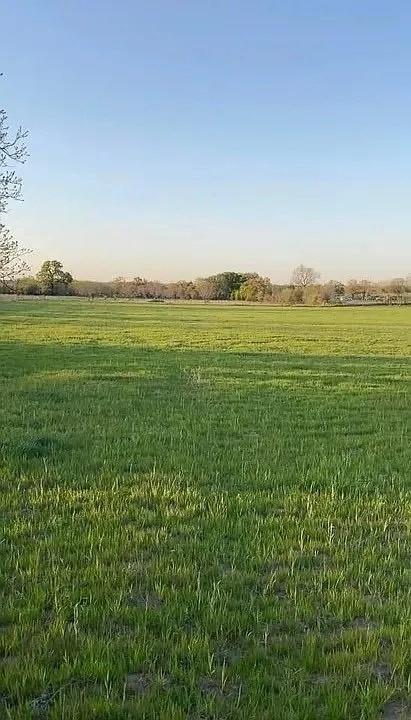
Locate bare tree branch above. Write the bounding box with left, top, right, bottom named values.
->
left=0, top=74, right=31, bottom=290
left=0, top=224, right=31, bottom=290
left=0, top=104, right=29, bottom=215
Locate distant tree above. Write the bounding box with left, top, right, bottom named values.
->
left=345, top=279, right=358, bottom=297
left=346, top=278, right=373, bottom=301
left=186, top=280, right=200, bottom=299
left=0, top=224, right=31, bottom=290
left=272, top=286, right=303, bottom=304
left=387, top=277, right=407, bottom=296
left=212, top=271, right=255, bottom=300
left=36, top=260, right=73, bottom=295
left=194, top=272, right=256, bottom=300
left=128, top=276, right=147, bottom=298
left=195, top=277, right=219, bottom=300
left=320, top=280, right=345, bottom=303
left=291, top=264, right=320, bottom=287
left=289, top=286, right=304, bottom=304
left=111, top=276, right=128, bottom=297
left=237, top=275, right=272, bottom=302
left=72, top=279, right=113, bottom=297
left=168, top=280, right=199, bottom=300
left=303, top=284, right=323, bottom=305
left=143, top=280, right=166, bottom=299
left=15, top=275, right=41, bottom=295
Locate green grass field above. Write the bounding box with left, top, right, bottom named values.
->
left=0, top=300, right=410, bottom=720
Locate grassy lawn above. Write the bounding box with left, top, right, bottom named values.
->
left=0, top=300, right=410, bottom=719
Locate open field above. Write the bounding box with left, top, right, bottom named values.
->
left=0, top=300, right=410, bottom=719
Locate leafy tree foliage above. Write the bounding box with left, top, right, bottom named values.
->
left=12, top=263, right=410, bottom=305
left=36, top=260, right=73, bottom=295
left=15, top=275, right=41, bottom=295
left=237, top=276, right=272, bottom=302
left=195, top=277, right=218, bottom=300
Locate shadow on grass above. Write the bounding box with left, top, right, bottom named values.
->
left=0, top=341, right=408, bottom=492
left=0, top=341, right=410, bottom=719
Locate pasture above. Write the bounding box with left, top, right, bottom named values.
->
left=0, top=300, right=410, bottom=719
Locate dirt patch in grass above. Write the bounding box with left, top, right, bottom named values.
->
left=14, top=434, right=67, bottom=459
left=0, top=654, right=18, bottom=666
left=379, top=636, right=394, bottom=651
left=125, top=672, right=152, bottom=696
left=261, top=560, right=289, bottom=577
left=104, top=620, right=137, bottom=637
left=198, top=676, right=244, bottom=700
left=363, top=592, right=384, bottom=605
left=381, top=700, right=411, bottom=719
left=125, top=671, right=171, bottom=696
left=127, top=592, right=163, bottom=609
left=345, top=617, right=379, bottom=631
left=371, top=661, right=393, bottom=682
left=265, top=619, right=312, bottom=637
left=218, top=563, right=243, bottom=579
left=30, top=689, right=54, bottom=716
left=214, top=646, right=243, bottom=666
left=309, top=673, right=329, bottom=686
left=272, top=583, right=288, bottom=599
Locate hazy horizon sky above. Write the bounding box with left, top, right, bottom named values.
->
left=1, top=1, right=410, bottom=282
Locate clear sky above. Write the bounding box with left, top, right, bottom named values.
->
left=1, top=1, right=410, bottom=282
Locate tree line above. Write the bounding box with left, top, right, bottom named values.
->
left=0, top=87, right=409, bottom=306
left=4, top=264, right=410, bottom=305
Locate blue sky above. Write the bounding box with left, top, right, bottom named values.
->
left=1, top=1, right=410, bottom=281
